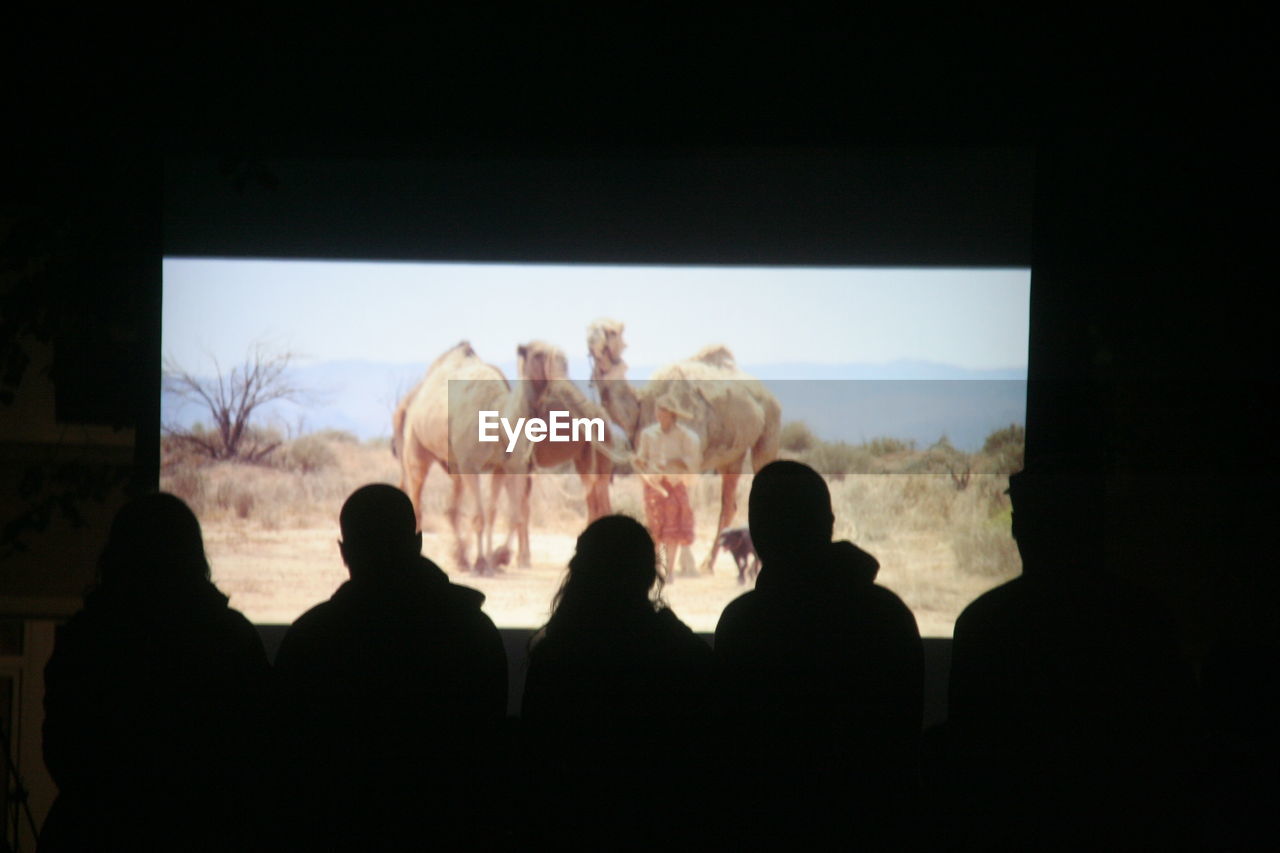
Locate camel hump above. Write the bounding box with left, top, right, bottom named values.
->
left=690, top=344, right=737, bottom=369
left=444, top=340, right=476, bottom=357
left=426, top=341, right=478, bottom=374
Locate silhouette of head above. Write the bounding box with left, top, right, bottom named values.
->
left=1007, top=455, right=1104, bottom=571
left=749, top=460, right=834, bottom=565
left=339, top=484, right=422, bottom=578
left=549, top=515, right=660, bottom=627
left=97, top=492, right=211, bottom=592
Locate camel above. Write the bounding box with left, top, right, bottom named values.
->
left=515, top=340, right=622, bottom=523
left=587, top=319, right=781, bottom=574
left=392, top=342, right=534, bottom=575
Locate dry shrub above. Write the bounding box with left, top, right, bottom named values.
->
left=983, top=423, right=1025, bottom=454
left=797, top=441, right=880, bottom=478
left=866, top=436, right=915, bottom=456
left=213, top=477, right=253, bottom=518
left=832, top=473, right=956, bottom=542
left=277, top=435, right=338, bottom=473
left=313, top=429, right=359, bottom=445
left=981, top=424, right=1025, bottom=477
left=902, top=437, right=969, bottom=477
left=951, top=507, right=1020, bottom=577
left=203, top=465, right=294, bottom=528
left=948, top=474, right=1021, bottom=579
left=174, top=434, right=401, bottom=532
left=161, top=465, right=206, bottom=515
left=779, top=421, right=818, bottom=453
left=161, top=433, right=211, bottom=472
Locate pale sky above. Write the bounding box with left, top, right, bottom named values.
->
left=162, top=259, right=1030, bottom=375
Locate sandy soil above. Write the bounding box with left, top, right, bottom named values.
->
left=205, top=521, right=999, bottom=637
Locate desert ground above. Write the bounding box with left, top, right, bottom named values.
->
left=164, top=429, right=1023, bottom=637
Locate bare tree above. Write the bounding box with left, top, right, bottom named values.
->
left=163, top=344, right=304, bottom=463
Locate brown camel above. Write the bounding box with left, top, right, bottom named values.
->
left=392, top=342, right=534, bottom=574
left=515, top=340, right=622, bottom=523
left=587, top=319, right=781, bottom=574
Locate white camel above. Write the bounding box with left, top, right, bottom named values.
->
left=392, top=342, right=534, bottom=575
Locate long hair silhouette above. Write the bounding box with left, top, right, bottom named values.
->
left=545, top=514, right=664, bottom=634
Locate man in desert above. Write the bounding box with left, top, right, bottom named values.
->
left=634, top=394, right=702, bottom=582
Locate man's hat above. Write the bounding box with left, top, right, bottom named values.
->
left=654, top=393, right=693, bottom=420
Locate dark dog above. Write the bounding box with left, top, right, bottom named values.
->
left=718, top=527, right=760, bottom=585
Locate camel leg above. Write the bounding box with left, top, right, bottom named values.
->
left=483, top=472, right=503, bottom=572
left=592, top=448, right=613, bottom=518
left=575, top=449, right=611, bottom=523
left=700, top=469, right=742, bottom=575
left=589, top=480, right=607, bottom=522
left=445, top=473, right=471, bottom=572
left=461, top=472, right=488, bottom=576
left=400, top=449, right=435, bottom=532
left=491, top=470, right=532, bottom=569
left=491, top=472, right=508, bottom=568
left=574, top=451, right=594, bottom=523
left=752, top=421, right=781, bottom=474
left=514, top=473, right=532, bottom=568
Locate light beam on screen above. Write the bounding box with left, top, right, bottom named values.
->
left=161, top=258, right=1029, bottom=637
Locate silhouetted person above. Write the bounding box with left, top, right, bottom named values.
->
left=521, top=515, right=720, bottom=850
left=271, top=484, right=506, bottom=850
left=947, top=461, right=1197, bottom=849
left=714, top=460, right=924, bottom=848
left=634, top=394, right=702, bottom=581
left=40, top=493, right=270, bottom=852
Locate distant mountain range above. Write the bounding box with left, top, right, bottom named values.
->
left=162, top=358, right=1026, bottom=452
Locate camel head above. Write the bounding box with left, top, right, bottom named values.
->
left=516, top=340, right=569, bottom=396
left=587, top=319, right=626, bottom=378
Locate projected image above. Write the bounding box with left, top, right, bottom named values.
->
left=161, top=260, right=1029, bottom=635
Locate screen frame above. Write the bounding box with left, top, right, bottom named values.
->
left=154, top=148, right=1037, bottom=640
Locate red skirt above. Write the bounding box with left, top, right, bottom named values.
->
left=643, top=479, right=695, bottom=545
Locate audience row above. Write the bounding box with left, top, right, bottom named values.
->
left=36, top=461, right=1271, bottom=850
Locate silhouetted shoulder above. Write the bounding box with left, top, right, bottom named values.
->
left=529, top=606, right=708, bottom=671
left=956, top=570, right=1182, bottom=653
left=717, top=577, right=917, bottom=649
left=274, top=554, right=505, bottom=716
left=654, top=605, right=713, bottom=653
left=446, top=578, right=487, bottom=610
left=282, top=557, right=486, bottom=636
left=862, top=582, right=917, bottom=623
left=951, top=576, right=1022, bottom=634
left=714, top=588, right=760, bottom=640
left=47, top=584, right=268, bottom=689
